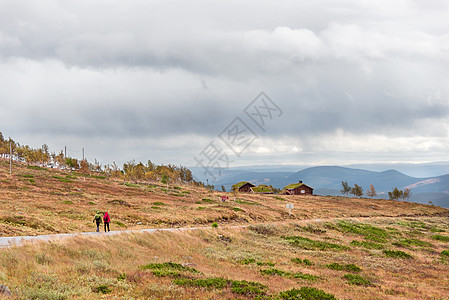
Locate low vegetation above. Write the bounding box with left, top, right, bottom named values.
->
left=1, top=159, right=449, bottom=298
left=383, top=250, right=413, bottom=259
left=343, top=274, right=373, bottom=286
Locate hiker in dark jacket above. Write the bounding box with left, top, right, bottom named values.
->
left=103, top=211, right=111, bottom=232
left=93, top=211, right=102, bottom=232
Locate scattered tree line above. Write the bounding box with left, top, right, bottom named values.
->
left=0, top=131, right=196, bottom=185
left=340, top=181, right=366, bottom=198
left=341, top=181, right=411, bottom=200
left=388, top=187, right=411, bottom=201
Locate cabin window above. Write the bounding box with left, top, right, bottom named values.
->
left=301, top=190, right=305, bottom=194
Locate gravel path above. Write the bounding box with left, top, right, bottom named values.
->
left=1, top=214, right=443, bottom=248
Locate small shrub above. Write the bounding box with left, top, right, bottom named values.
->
left=249, top=224, right=278, bottom=236
left=350, top=240, right=384, bottom=249
left=63, top=200, right=73, bottom=204
left=53, top=176, right=72, bottom=183
left=88, top=201, right=95, bottom=205
left=174, top=186, right=182, bottom=190
left=432, top=235, right=449, bottom=242
left=124, top=182, right=140, bottom=188
left=291, top=258, right=303, bottom=264
left=202, top=198, right=214, bottom=203
left=293, top=273, right=318, bottom=281
left=326, top=262, right=343, bottom=270
left=241, top=258, right=256, bottom=265
left=343, top=273, right=373, bottom=286
left=274, top=196, right=285, bottom=201
left=117, top=273, right=126, bottom=281
left=175, top=277, right=267, bottom=295
left=27, top=166, right=44, bottom=170
left=296, top=224, right=326, bottom=235
left=152, top=202, right=165, bottom=206
left=231, top=280, right=267, bottom=296
left=235, top=200, right=258, bottom=205
left=140, top=262, right=199, bottom=274
left=283, top=236, right=349, bottom=251
left=92, top=284, right=111, bottom=294
left=430, top=227, right=445, bottom=233
left=212, top=222, right=218, bottom=228
left=265, top=261, right=275, bottom=267
left=440, top=250, right=449, bottom=257
left=383, top=250, right=413, bottom=259
left=107, top=199, right=131, bottom=207
left=90, top=175, right=107, bottom=179
left=279, top=287, right=336, bottom=300
left=303, top=259, right=313, bottom=266
left=345, top=263, right=361, bottom=272
left=260, top=268, right=286, bottom=276
left=392, top=238, right=434, bottom=248
left=152, top=269, right=181, bottom=277
left=21, top=174, right=34, bottom=178
left=260, top=269, right=317, bottom=281
left=326, top=263, right=361, bottom=272
left=337, top=221, right=390, bottom=242
left=114, top=221, right=125, bottom=227
left=233, top=207, right=245, bottom=212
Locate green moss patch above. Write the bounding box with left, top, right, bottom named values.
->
left=383, top=250, right=413, bottom=259
left=260, top=268, right=318, bottom=281
left=283, top=236, right=349, bottom=251
left=326, top=263, right=361, bottom=272
left=343, top=273, right=373, bottom=286
left=279, top=287, right=336, bottom=300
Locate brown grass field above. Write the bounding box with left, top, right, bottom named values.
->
left=1, top=161, right=449, bottom=299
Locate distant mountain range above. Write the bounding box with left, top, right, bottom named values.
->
left=191, top=162, right=449, bottom=208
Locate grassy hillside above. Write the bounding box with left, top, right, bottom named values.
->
left=1, top=160, right=449, bottom=298
left=1, top=217, right=449, bottom=298
left=1, top=160, right=447, bottom=237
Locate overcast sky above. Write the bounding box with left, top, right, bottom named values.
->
left=1, top=0, right=448, bottom=172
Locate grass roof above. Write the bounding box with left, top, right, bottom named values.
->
left=251, top=184, right=274, bottom=193
left=283, top=183, right=304, bottom=190
left=232, top=181, right=255, bottom=189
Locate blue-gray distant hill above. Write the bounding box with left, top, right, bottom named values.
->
left=197, top=166, right=449, bottom=208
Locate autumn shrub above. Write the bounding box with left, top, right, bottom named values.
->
left=326, top=262, right=361, bottom=272
left=343, top=273, right=373, bottom=286
left=440, top=250, right=449, bottom=257
left=249, top=224, right=278, bottom=236
left=431, top=235, right=449, bottom=242
left=92, top=284, right=111, bottom=294
left=383, top=250, right=413, bottom=259
left=279, top=287, right=336, bottom=300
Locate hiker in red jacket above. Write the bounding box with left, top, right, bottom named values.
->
left=103, top=211, right=111, bottom=232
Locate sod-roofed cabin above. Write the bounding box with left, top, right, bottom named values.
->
left=232, top=181, right=256, bottom=193
left=250, top=184, right=275, bottom=194
left=282, top=181, right=313, bottom=195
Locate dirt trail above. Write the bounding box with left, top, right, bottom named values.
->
left=1, top=214, right=446, bottom=248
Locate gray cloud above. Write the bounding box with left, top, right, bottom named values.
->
left=1, top=0, right=449, bottom=167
